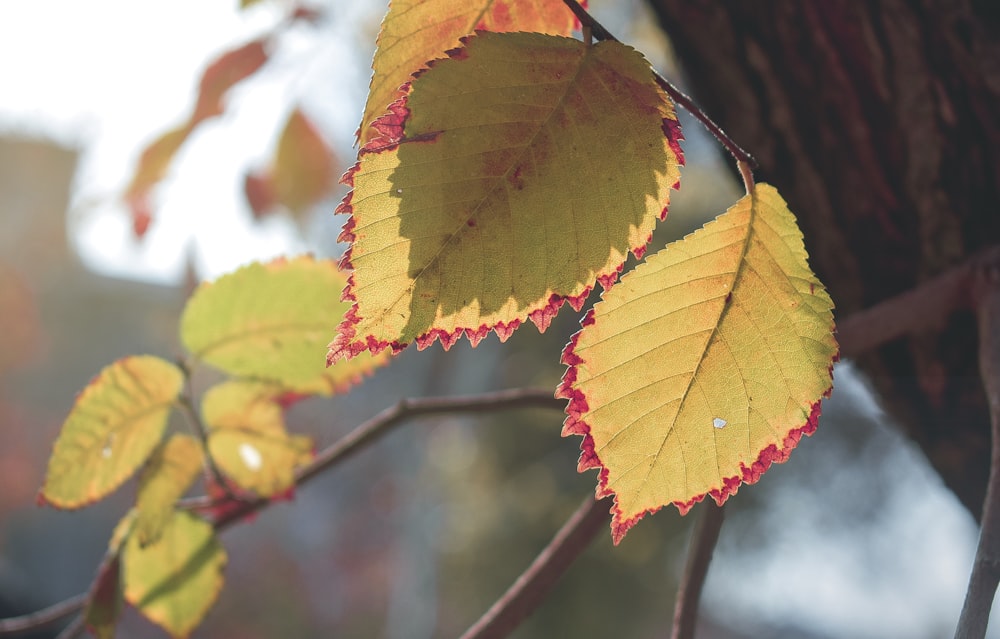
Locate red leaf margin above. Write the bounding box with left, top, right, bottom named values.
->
left=328, top=36, right=685, bottom=364
left=556, top=308, right=838, bottom=545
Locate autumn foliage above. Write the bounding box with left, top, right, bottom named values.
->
left=34, top=1, right=837, bottom=637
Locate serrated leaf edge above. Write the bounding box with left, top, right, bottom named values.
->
left=329, top=35, right=685, bottom=363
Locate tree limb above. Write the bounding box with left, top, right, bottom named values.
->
left=459, top=496, right=612, bottom=639
left=671, top=503, right=725, bottom=639
left=956, top=255, right=1000, bottom=638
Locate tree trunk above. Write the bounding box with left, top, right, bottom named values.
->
left=648, top=0, right=1000, bottom=516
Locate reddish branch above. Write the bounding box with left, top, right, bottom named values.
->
left=956, top=255, right=1000, bottom=639
left=459, top=496, right=611, bottom=639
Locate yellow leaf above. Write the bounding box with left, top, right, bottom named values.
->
left=123, top=511, right=226, bottom=639
left=41, top=356, right=184, bottom=509
left=181, top=255, right=389, bottom=393
left=135, top=434, right=205, bottom=547
left=202, top=380, right=314, bottom=497
left=361, top=0, right=578, bottom=146
left=558, top=184, right=837, bottom=544
left=331, top=32, right=683, bottom=361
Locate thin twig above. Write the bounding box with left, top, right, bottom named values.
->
left=0, top=594, right=88, bottom=636
left=955, top=255, right=1000, bottom=639
left=53, top=616, right=85, bottom=639
left=459, top=496, right=612, bottom=639
left=559, top=0, right=757, bottom=168
left=176, top=391, right=245, bottom=503
left=671, top=503, right=726, bottom=639
left=0, top=387, right=562, bottom=636
left=213, top=387, right=563, bottom=530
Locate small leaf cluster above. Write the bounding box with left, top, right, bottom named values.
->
left=39, top=257, right=386, bottom=638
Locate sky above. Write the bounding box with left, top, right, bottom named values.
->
left=1, top=1, right=998, bottom=637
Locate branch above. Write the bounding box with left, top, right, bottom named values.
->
left=559, top=0, right=757, bottom=168
left=213, top=387, right=562, bottom=530
left=671, top=503, right=725, bottom=639
left=955, top=255, right=1000, bottom=639
left=0, top=594, right=87, bottom=636
left=0, top=387, right=563, bottom=637
left=459, top=496, right=612, bottom=639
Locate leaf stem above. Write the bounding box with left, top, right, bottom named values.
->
left=459, top=496, right=612, bottom=639
left=559, top=0, right=757, bottom=168
left=671, top=503, right=725, bottom=639
left=176, top=391, right=244, bottom=503
left=955, top=255, right=1000, bottom=638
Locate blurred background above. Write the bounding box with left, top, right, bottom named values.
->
left=0, top=1, right=996, bottom=637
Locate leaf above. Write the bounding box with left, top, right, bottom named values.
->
left=123, top=511, right=226, bottom=639
left=557, top=184, right=837, bottom=544
left=331, top=32, right=683, bottom=361
left=124, top=39, right=269, bottom=238
left=135, top=434, right=205, bottom=547
left=271, top=108, right=338, bottom=216
left=202, top=380, right=313, bottom=497
left=361, top=0, right=581, bottom=146
left=84, top=554, right=123, bottom=639
left=181, top=256, right=389, bottom=393
left=84, top=511, right=136, bottom=639
left=192, top=39, right=269, bottom=123
left=41, top=356, right=184, bottom=509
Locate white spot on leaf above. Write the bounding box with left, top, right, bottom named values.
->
left=713, top=417, right=727, bottom=429
left=239, top=443, right=262, bottom=471
left=101, top=446, right=112, bottom=458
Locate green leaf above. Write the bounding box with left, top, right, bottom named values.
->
left=135, top=434, right=205, bottom=547
left=558, top=184, right=837, bottom=543
left=181, top=255, right=389, bottom=392
left=202, top=380, right=313, bottom=497
left=41, top=356, right=184, bottom=509
left=123, top=511, right=226, bottom=639
left=331, top=32, right=683, bottom=361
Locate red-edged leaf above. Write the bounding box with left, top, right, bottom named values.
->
left=330, top=32, right=683, bottom=361
left=360, top=0, right=582, bottom=145
left=192, top=39, right=269, bottom=123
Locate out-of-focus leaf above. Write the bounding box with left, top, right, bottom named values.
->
left=330, top=32, right=682, bottom=361
left=192, top=39, right=269, bottom=123
left=83, top=511, right=137, bottom=639
left=558, top=184, right=837, bottom=544
left=123, top=511, right=226, bottom=639
left=202, top=380, right=313, bottom=497
left=84, top=555, right=123, bottom=639
left=181, top=255, right=389, bottom=392
left=135, top=434, right=205, bottom=547
left=271, top=108, right=337, bottom=217
left=361, top=0, right=580, bottom=145
left=243, top=171, right=276, bottom=220
left=124, top=38, right=269, bottom=238
left=40, top=356, right=184, bottom=509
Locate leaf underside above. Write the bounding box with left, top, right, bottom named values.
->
left=180, top=255, right=388, bottom=394
left=123, top=511, right=226, bottom=639
left=558, top=184, right=837, bottom=544
left=360, top=0, right=579, bottom=146
left=41, top=355, right=184, bottom=509
left=331, top=31, right=683, bottom=362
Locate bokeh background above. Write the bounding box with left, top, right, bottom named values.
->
left=0, top=1, right=996, bottom=637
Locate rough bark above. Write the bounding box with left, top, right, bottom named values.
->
left=648, top=0, right=1000, bottom=516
